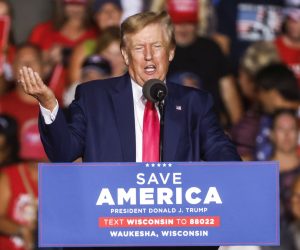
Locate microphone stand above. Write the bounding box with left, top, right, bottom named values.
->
left=158, top=101, right=165, bottom=162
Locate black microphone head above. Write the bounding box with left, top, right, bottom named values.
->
left=142, top=79, right=168, bottom=103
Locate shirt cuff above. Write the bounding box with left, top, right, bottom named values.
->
left=39, top=100, right=59, bottom=125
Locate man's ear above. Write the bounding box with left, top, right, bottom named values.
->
left=168, top=46, right=175, bottom=62
left=121, top=48, right=129, bottom=66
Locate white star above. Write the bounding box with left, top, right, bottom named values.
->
left=168, top=163, right=172, bottom=167
left=157, top=163, right=161, bottom=167
left=145, top=163, right=149, bottom=167
left=151, top=163, right=155, bottom=167
left=163, top=163, right=167, bottom=167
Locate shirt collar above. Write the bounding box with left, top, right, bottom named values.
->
left=131, top=78, right=144, bottom=104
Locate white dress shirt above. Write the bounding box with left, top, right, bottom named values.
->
left=40, top=79, right=160, bottom=162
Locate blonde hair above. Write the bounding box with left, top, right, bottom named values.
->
left=240, top=41, right=281, bottom=78
left=120, top=11, right=176, bottom=49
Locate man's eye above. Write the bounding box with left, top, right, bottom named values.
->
left=134, top=46, right=143, bottom=51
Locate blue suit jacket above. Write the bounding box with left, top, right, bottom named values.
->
left=39, top=73, right=240, bottom=162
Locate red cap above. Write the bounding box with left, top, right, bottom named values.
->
left=20, top=119, right=47, bottom=161
left=167, top=0, right=199, bottom=24
left=64, top=0, right=88, bottom=5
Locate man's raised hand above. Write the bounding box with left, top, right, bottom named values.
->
left=18, top=66, right=57, bottom=111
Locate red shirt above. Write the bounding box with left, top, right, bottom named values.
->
left=28, top=21, right=54, bottom=48
left=29, top=21, right=97, bottom=101
left=29, top=21, right=97, bottom=50
left=0, top=90, right=39, bottom=135
left=0, top=164, right=38, bottom=250
left=275, top=36, right=300, bottom=86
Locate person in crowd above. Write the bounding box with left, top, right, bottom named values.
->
left=289, top=175, right=300, bottom=249
left=29, top=0, right=95, bottom=67
left=230, top=41, right=281, bottom=160
left=238, top=42, right=281, bottom=111
left=67, top=27, right=126, bottom=101
left=254, top=63, right=300, bottom=161
left=256, top=172, right=300, bottom=250
left=0, top=115, right=19, bottom=168
left=0, top=43, right=42, bottom=137
left=165, top=0, right=243, bottom=127
left=63, top=54, right=112, bottom=106
left=0, top=0, right=16, bottom=96
left=0, top=118, right=47, bottom=250
left=93, top=0, right=123, bottom=30
left=256, top=63, right=300, bottom=115
left=269, top=109, right=300, bottom=220
left=28, top=0, right=96, bottom=104
left=97, top=26, right=126, bottom=77
left=68, top=0, right=123, bottom=84
left=275, top=5, right=300, bottom=86
left=220, top=110, right=299, bottom=250
left=80, top=54, right=112, bottom=82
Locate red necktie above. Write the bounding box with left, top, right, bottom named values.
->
left=142, top=101, right=160, bottom=162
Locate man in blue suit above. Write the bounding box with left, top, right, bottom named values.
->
left=19, top=11, right=240, bottom=249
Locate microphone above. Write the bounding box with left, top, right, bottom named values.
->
left=142, top=79, right=167, bottom=162
left=142, top=79, right=168, bottom=103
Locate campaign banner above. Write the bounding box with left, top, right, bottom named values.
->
left=38, top=161, right=279, bottom=247
left=237, top=3, right=282, bottom=41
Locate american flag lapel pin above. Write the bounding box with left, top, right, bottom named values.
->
left=176, top=105, right=182, bottom=111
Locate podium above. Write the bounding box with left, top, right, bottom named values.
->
left=38, top=161, right=279, bottom=247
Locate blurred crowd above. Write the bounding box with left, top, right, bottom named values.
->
left=0, top=0, right=300, bottom=249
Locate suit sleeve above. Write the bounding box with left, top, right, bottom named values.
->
left=199, top=93, right=241, bottom=161
left=39, top=85, right=86, bottom=162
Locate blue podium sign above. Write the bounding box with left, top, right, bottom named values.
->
left=38, top=161, right=279, bottom=247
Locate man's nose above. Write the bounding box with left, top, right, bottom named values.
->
left=144, top=45, right=153, bottom=61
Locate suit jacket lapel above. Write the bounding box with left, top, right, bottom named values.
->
left=163, top=85, right=183, bottom=161
left=111, top=74, right=136, bottom=162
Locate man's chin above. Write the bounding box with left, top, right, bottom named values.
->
left=135, top=74, right=164, bottom=86
left=141, top=76, right=160, bottom=84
